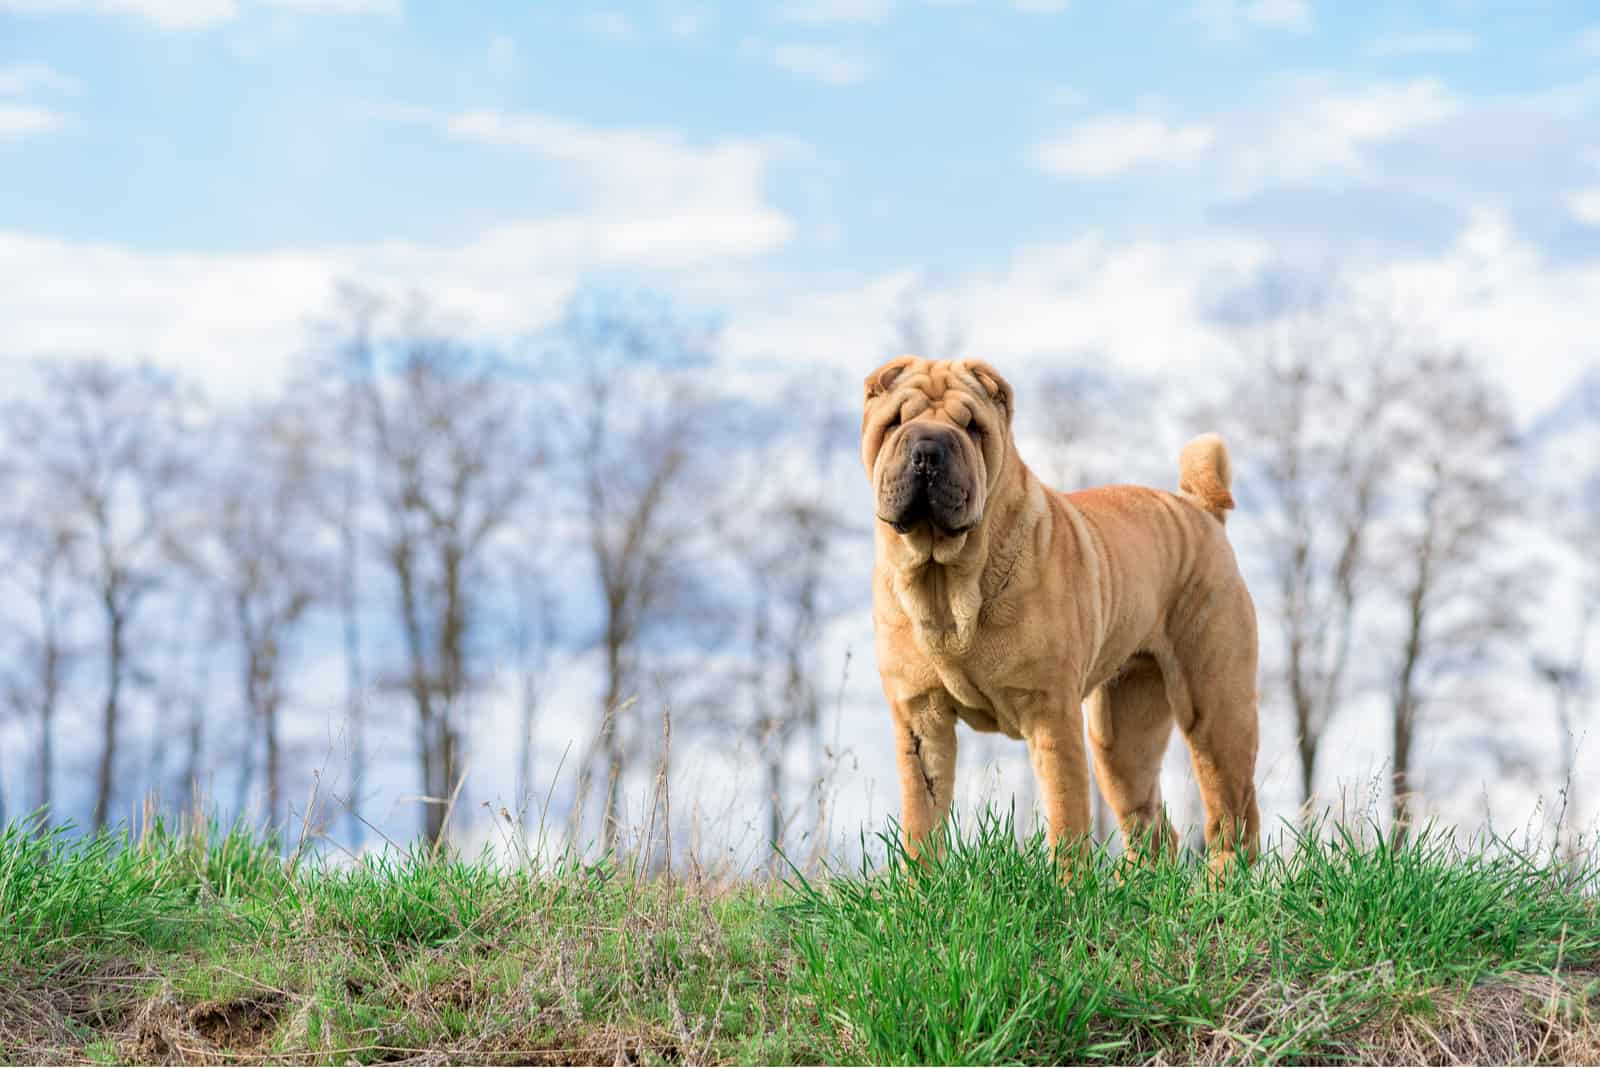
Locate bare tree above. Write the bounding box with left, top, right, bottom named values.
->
left=1533, top=415, right=1600, bottom=856
left=1211, top=280, right=1404, bottom=812
left=504, top=549, right=554, bottom=834
left=169, top=402, right=326, bottom=827
left=559, top=292, right=722, bottom=855
left=5, top=361, right=192, bottom=830
left=0, top=494, right=77, bottom=822
left=301, top=284, right=382, bottom=844
left=1382, top=351, right=1527, bottom=836
left=336, top=298, right=540, bottom=847
left=724, top=394, right=859, bottom=867
left=167, top=596, right=220, bottom=816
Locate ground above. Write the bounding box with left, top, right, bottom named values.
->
left=3, top=812, right=1600, bottom=1065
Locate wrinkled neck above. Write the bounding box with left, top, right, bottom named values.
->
left=889, top=449, right=1039, bottom=653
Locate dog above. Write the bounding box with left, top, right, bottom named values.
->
left=862, top=355, right=1259, bottom=872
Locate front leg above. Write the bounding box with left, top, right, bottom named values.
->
left=891, top=693, right=958, bottom=860
left=1026, top=694, right=1092, bottom=865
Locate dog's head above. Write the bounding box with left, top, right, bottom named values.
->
left=861, top=356, right=1014, bottom=563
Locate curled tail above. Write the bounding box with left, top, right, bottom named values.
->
left=1179, top=432, right=1235, bottom=524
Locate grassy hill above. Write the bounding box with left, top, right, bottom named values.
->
left=4, top=812, right=1599, bottom=1065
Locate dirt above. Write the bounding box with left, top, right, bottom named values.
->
left=187, top=991, right=288, bottom=1050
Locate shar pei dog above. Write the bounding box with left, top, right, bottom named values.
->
left=863, top=356, right=1259, bottom=873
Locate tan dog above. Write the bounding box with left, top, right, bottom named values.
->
left=863, top=356, right=1259, bottom=872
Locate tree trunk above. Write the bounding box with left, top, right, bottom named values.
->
left=393, top=541, right=441, bottom=844
left=1392, top=620, right=1424, bottom=840
left=1392, top=693, right=1414, bottom=838
left=264, top=695, right=281, bottom=827
left=1391, top=483, right=1437, bottom=843
left=36, top=635, right=59, bottom=821
left=37, top=695, right=54, bottom=820
left=604, top=723, right=625, bottom=855
left=1296, top=723, right=1318, bottom=818
left=599, top=634, right=626, bottom=854
left=340, top=500, right=366, bottom=847
left=92, top=602, right=126, bottom=832
left=233, top=726, right=257, bottom=825
left=184, top=691, right=204, bottom=816
left=767, top=751, right=784, bottom=867
left=517, top=676, right=537, bottom=832
left=428, top=543, right=467, bottom=850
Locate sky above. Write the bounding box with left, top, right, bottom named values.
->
left=4, top=0, right=1600, bottom=851
left=3, top=0, right=1600, bottom=421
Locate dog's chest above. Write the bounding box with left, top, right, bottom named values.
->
left=923, top=632, right=1046, bottom=738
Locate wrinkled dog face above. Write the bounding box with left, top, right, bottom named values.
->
left=862, top=356, right=1013, bottom=558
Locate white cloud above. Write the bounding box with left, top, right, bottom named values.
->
left=1363, top=29, right=1478, bottom=58
left=1250, top=0, right=1311, bottom=29
left=663, top=4, right=714, bottom=40
left=0, top=0, right=239, bottom=29
left=257, top=0, right=395, bottom=12
left=1184, top=0, right=1312, bottom=38
left=0, top=0, right=394, bottom=30
left=0, top=107, right=800, bottom=389
left=437, top=109, right=795, bottom=255
left=1296, top=77, right=1458, bottom=149
left=750, top=40, right=871, bottom=87
left=725, top=211, right=1595, bottom=429
left=1032, top=115, right=1216, bottom=178
left=0, top=102, right=65, bottom=139
left=774, top=0, right=893, bottom=27
left=1361, top=205, right=1600, bottom=419
left=0, top=62, right=78, bottom=95
left=1012, top=0, right=1069, bottom=12
left=574, top=9, right=638, bottom=41
left=0, top=214, right=770, bottom=395
left=1224, top=77, right=1460, bottom=193
left=1577, top=26, right=1600, bottom=57
left=719, top=235, right=1274, bottom=392
left=0, top=234, right=346, bottom=391
left=1569, top=188, right=1600, bottom=226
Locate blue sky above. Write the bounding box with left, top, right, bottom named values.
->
left=3, top=0, right=1600, bottom=418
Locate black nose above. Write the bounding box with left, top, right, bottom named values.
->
left=911, top=438, right=942, bottom=473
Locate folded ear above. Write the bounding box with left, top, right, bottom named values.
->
left=963, top=360, right=1014, bottom=421
left=865, top=355, right=919, bottom=400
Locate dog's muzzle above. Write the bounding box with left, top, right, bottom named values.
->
left=878, top=431, right=975, bottom=535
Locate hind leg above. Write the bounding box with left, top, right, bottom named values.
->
left=1087, top=658, right=1178, bottom=861
left=1169, top=589, right=1261, bottom=874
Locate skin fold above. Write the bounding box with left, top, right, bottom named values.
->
left=862, top=356, right=1260, bottom=875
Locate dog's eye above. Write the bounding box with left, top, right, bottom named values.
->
left=884, top=414, right=900, bottom=432
left=967, top=421, right=983, bottom=441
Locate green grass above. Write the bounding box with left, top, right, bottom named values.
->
left=3, top=812, right=1600, bottom=1064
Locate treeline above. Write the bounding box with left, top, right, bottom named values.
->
left=0, top=286, right=863, bottom=861
left=0, top=274, right=1594, bottom=859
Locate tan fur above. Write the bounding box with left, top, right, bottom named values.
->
left=863, top=357, right=1260, bottom=875
left=1178, top=431, right=1235, bottom=522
